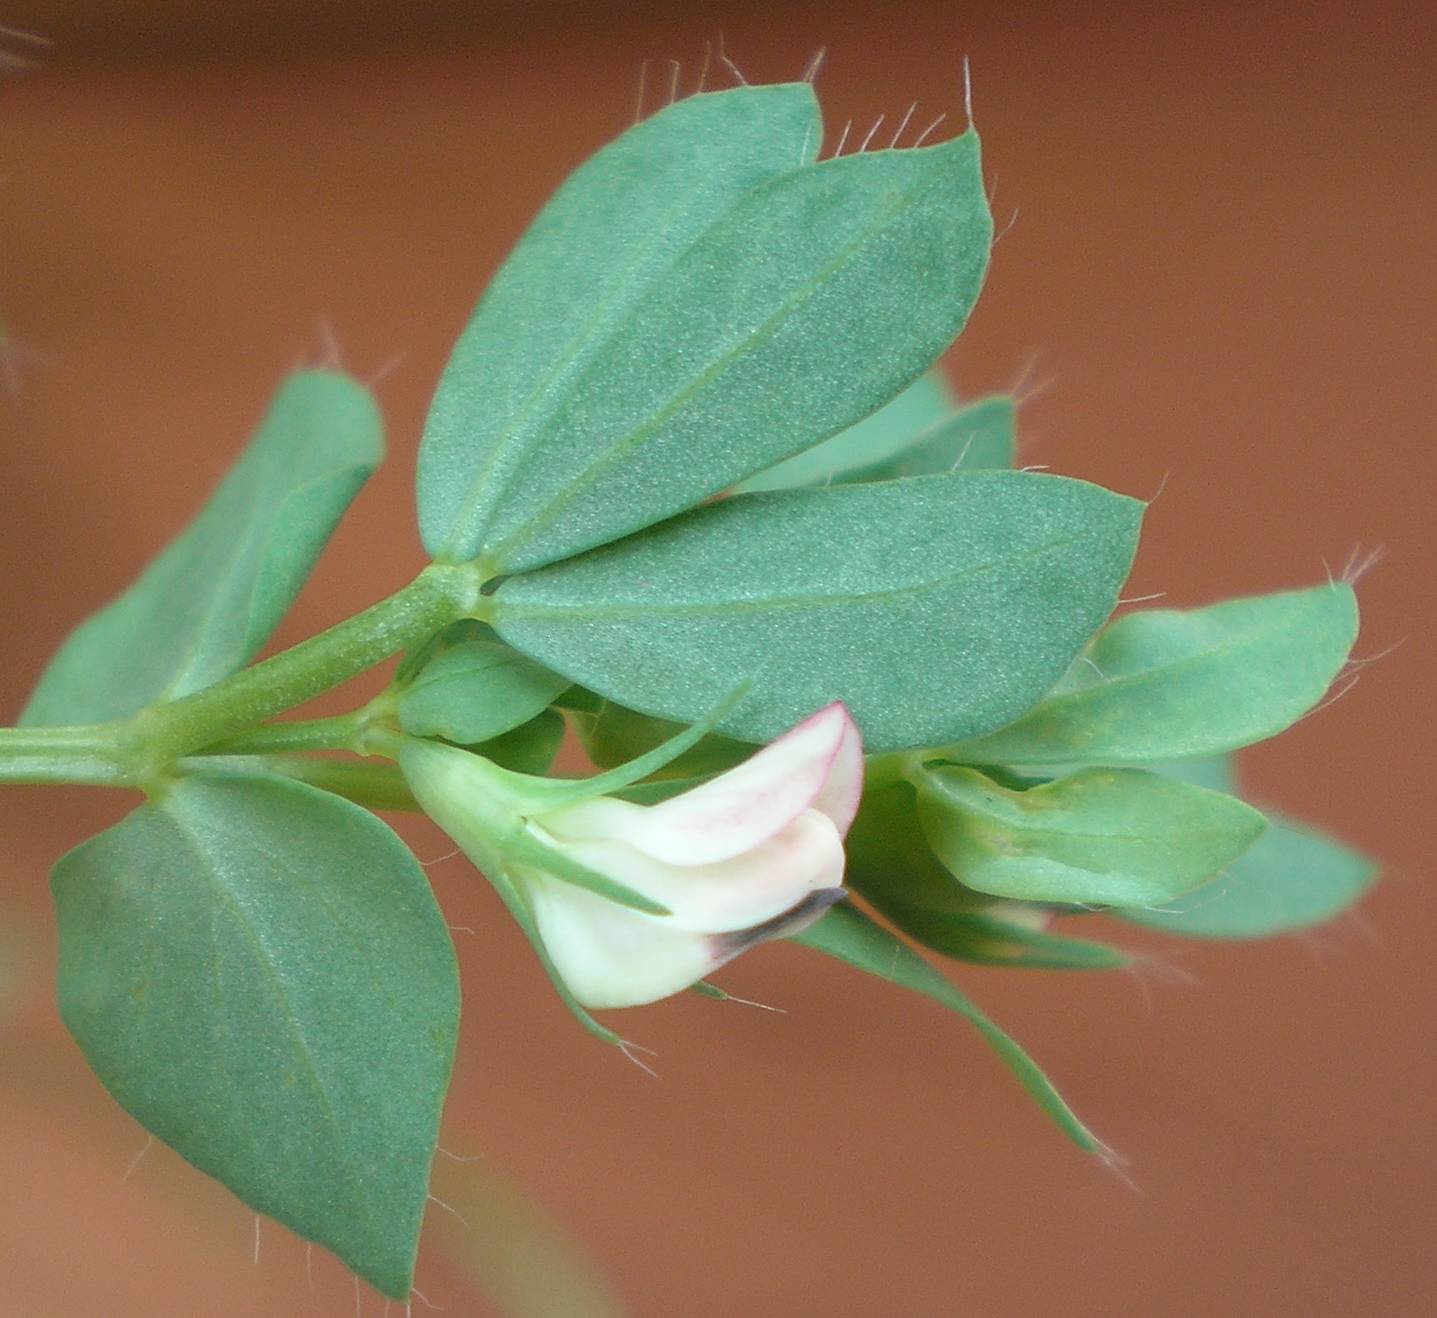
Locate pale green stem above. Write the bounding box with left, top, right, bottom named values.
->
left=182, top=754, right=419, bottom=812
left=0, top=562, right=482, bottom=789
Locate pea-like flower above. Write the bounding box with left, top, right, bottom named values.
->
left=399, top=703, right=863, bottom=1009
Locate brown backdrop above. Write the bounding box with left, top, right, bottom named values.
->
left=1, top=3, right=1433, bottom=1315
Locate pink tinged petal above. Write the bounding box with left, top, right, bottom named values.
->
left=806, top=704, right=864, bottom=835
left=549, top=702, right=863, bottom=866
left=542, top=810, right=846, bottom=934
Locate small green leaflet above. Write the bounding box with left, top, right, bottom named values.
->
left=471, top=708, right=567, bottom=777
left=419, top=87, right=994, bottom=573
left=418, top=83, right=822, bottom=564
left=792, top=904, right=1105, bottom=1152
left=736, top=376, right=1016, bottom=492
left=560, top=691, right=753, bottom=780
left=947, top=584, right=1359, bottom=765
left=50, top=773, right=458, bottom=1298
left=22, top=371, right=381, bottom=727
left=914, top=763, right=1267, bottom=907
left=733, top=371, right=954, bottom=492
left=842, top=395, right=1015, bottom=481
left=1120, top=757, right=1377, bottom=937
left=398, top=623, right=570, bottom=744
left=492, top=472, right=1141, bottom=751
left=842, top=780, right=982, bottom=914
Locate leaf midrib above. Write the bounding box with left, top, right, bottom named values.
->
left=498, top=526, right=1099, bottom=623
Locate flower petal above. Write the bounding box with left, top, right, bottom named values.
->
left=548, top=702, right=863, bottom=865
left=521, top=867, right=846, bottom=1009
left=541, top=810, right=846, bottom=933
left=521, top=869, right=722, bottom=1009
left=807, top=704, right=864, bottom=835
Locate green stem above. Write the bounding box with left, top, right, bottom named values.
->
left=0, top=562, right=481, bottom=789
left=127, top=563, right=480, bottom=775
left=0, top=725, right=131, bottom=786
left=183, top=754, right=419, bottom=811
left=196, top=711, right=369, bottom=757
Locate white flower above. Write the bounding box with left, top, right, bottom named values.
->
left=400, top=703, right=863, bottom=1009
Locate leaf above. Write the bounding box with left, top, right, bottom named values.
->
left=842, top=394, right=1016, bottom=481
left=398, top=625, right=570, bottom=744
left=50, top=773, right=458, bottom=1298
left=421, top=112, right=994, bottom=573
left=841, top=778, right=1123, bottom=966
left=877, top=898, right=1127, bottom=970
left=430, top=1158, right=628, bottom=1318
left=470, top=708, right=567, bottom=777
left=946, top=584, right=1359, bottom=766
left=562, top=694, right=752, bottom=780
left=792, top=904, right=1104, bottom=1152
left=1122, top=814, right=1377, bottom=938
left=22, top=371, right=382, bottom=727
left=492, top=471, right=1142, bottom=751
left=1120, top=757, right=1377, bottom=937
left=732, top=370, right=955, bottom=493
left=418, top=83, right=821, bottom=563
left=914, top=763, right=1267, bottom=906
left=842, top=780, right=982, bottom=914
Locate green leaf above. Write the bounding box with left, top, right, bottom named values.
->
left=422, top=110, right=993, bottom=573
left=563, top=693, right=752, bottom=779
left=469, top=708, right=567, bottom=777
left=733, top=370, right=954, bottom=493
left=842, top=394, right=1016, bottom=481
left=22, top=371, right=382, bottom=727
left=1122, top=814, right=1376, bottom=938
left=792, top=904, right=1104, bottom=1152
left=418, top=83, right=821, bottom=564
left=842, top=780, right=983, bottom=914
left=492, top=472, right=1142, bottom=751
left=398, top=625, right=570, bottom=744
left=914, top=763, right=1267, bottom=906
left=51, top=773, right=458, bottom=1298
left=1119, top=757, right=1377, bottom=937
left=878, top=898, right=1126, bottom=970
left=947, top=584, right=1359, bottom=766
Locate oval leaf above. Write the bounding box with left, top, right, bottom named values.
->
left=50, top=773, right=458, bottom=1298
left=424, top=113, right=993, bottom=573
left=914, top=763, right=1268, bottom=906
left=947, top=583, right=1359, bottom=765
left=1120, top=757, right=1377, bottom=937
left=398, top=627, right=570, bottom=744
left=492, top=472, right=1142, bottom=751
left=418, top=84, right=821, bottom=563
left=22, top=370, right=382, bottom=726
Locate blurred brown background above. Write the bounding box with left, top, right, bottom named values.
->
left=1, top=2, right=1433, bottom=1315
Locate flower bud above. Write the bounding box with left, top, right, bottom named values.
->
left=401, top=703, right=863, bottom=1009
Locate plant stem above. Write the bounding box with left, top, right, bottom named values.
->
left=0, top=726, right=132, bottom=786
left=183, top=754, right=420, bottom=811
left=0, top=562, right=482, bottom=788
left=127, top=563, right=481, bottom=775
left=196, top=712, right=369, bottom=757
